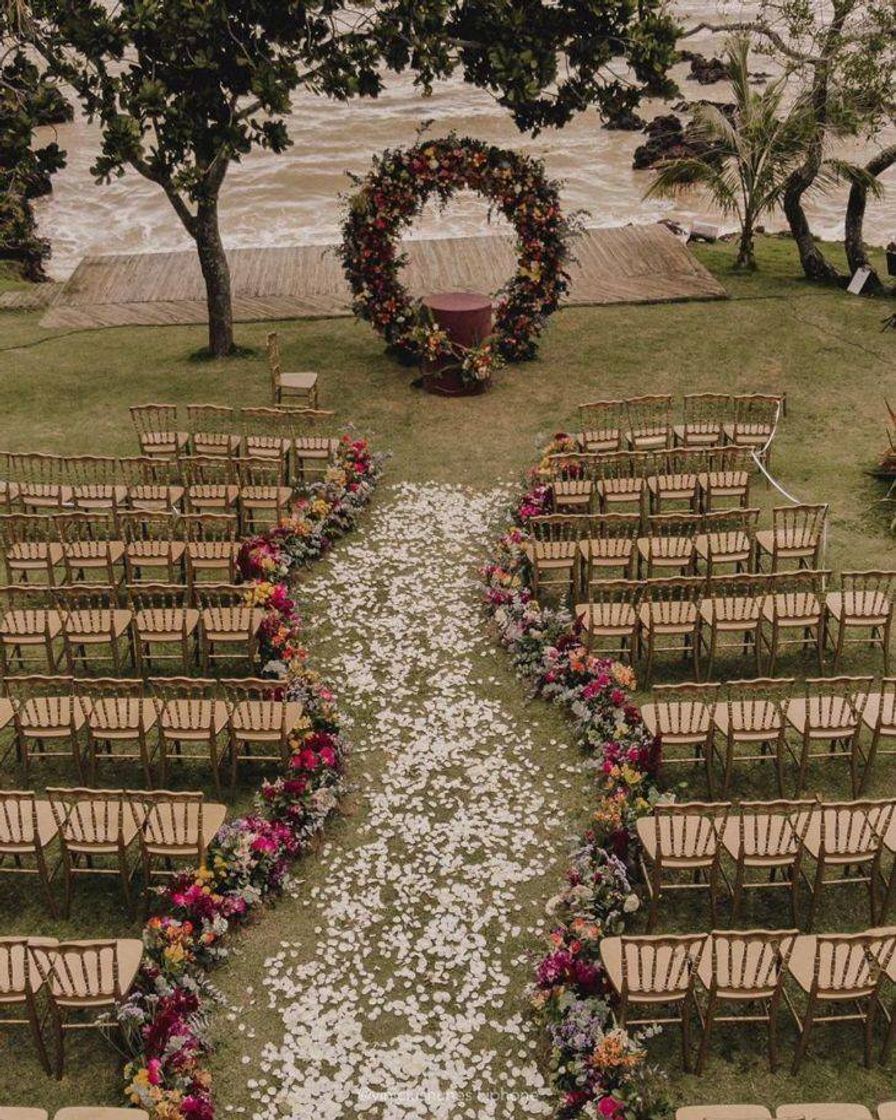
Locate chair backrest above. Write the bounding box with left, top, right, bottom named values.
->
left=625, top=394, right=672, bottom=438
left=681, top=392, right=732, bottom=434
left=704, top=573, right=769, bottom=621
left=702, top=506, right=760, bottom=538
left=180, top=455, right=237, bottom=486
left=46, top=787, right=134, bottom=845
left=838, top=571, right=896, bottom=619
left=805, top=932, right=882, bottom=998
left=53, top=584, right=118, bottom=615
left=529, top=514, right=594, bottom=543
left=118, top=510, right=178, bottom=543
left=544, top=451, right=590, bottom=482
left=771, top=504, right=827, bottom=548
left=3, top=673, right=75, bottom=704
left=735, top=798, right=818, bottom=859
left=134, top=789, right=209, bottom=848
left=585, top=512, right=641, bottom=541
left=148, top=677, right=221, bottom=730
left=816, top=799, right=896, bottom=859
left=661, top=448, right=713, bottom=477
left=266, top=331, right=282, bottom=376
left=187, top=404, right=234, bottom=434
left=219, top=676, right=286, bottom=704
left=193, top=582, right=250, bottom=610
left=650, top=681, right=720, bottom=736
left=578, top=399, right=625, bottom=435
left=722, top=677, right=795, bottom=734
left=645, top=513, right=702, bottom=540
left=798, top=675, right=873, bottom=731
left=731, top=393, right=781, bottom=434
left=640, top=575, right=707, bottom=609
left=705, top=928, right=797, bottom=996
left=77, top=676, right=147, bottom=726
left=35, top=939, right=131, bottom=1003
left=67, top=454, right=122, bottom=488
left=0, top=936, right=44, bottom=997
left=766, top=567, right=831, bottom=609
left=236, top=455, right=285, bottom=488
left=54, top=511, right=119, bottom=545
left=617, top=933, right=707, bottom=997
left=130, top=404, right=179, bottom=437
left=584, top=578, right=642, bottom=611
left=10, top=451, right=65, bottom=488
left=0, top=790, right=45, bottom=847
left=179, top=512, right=238, bottom=542
left=0, top=583, right=56, bottom=613
left=0, top=512, right=58, bottom=548
left=127, top=582, right=191, bottom=612
left=241, top=406, right=292, bottom=437
left=649, top=801, right=731, bottom=861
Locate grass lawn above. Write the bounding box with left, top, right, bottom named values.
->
left=0, top=235, right=894, bottom=1115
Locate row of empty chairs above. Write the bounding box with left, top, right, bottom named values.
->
left=576, top=392, right=782, bottom=458
left=0, top=937, right=143, bottom=1078
left=0, top=584, right=266, bottom=677
left=645, top=675, right=896, bottom=796
left=0, top=675, right=301, bottom=790
left=603, top=926, right=896, bottom=1075
left=637, top=799, right=896, bottom=931
left=549, top=446, right=758, bottom=515
left=574, top=570, right=891, bottom=684
left=0, top=788, right=226, bottom=916
left=678, top=1105, right=896, bottom=1119
left=530, top=506, right=830, bottom=598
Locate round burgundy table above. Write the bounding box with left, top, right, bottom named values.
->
left=420, top=291, right=493, bottom=397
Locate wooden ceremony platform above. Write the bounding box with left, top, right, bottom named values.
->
left=31, top=224, right=726, bottom=331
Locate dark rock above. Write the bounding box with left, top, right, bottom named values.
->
left=604, top=108, right=647, bottom=131
left=633, top=114, right=721, bottom=174
left=679, top=50, right=731, bottom=84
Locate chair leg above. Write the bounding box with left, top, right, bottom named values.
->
left=681, top=991, right=694, bottom=1073
left=791, top=994, right=816, bottom=1075
left=882, top=998, right=896, bottom=1063
left=50, top=1005, right=65, bottom=1080
left=696, top=989, right=718, bottom=1074
left=806, top=858, right=825, bottom=931
left=865, top=996, right=878, bottom=1068
left=768, top=993, right=781, bottom=1072
left=25, top=990, right=51, bottom=1075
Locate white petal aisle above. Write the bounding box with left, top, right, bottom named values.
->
left=245, top=483, right=584, bottom=1119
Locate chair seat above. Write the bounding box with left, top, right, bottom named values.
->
left=786, top=935, right=875, bottom=999
left=0, top=698, right=13, bottom=732
left=201, top=607, right=263, bottom=640
left=640, top=701, right=712, bottom=742
left=579, top=538, right=633, bottom=563
left=246, top=436, right=289, bottom=458
left=187, top=541, right=239, bottom=563
left=723, top=422, right=772, bottom=445
left=761, top=593, right=822, bottom=625
left=698, top=471, right=750, bottom=495
left=88, top=698, right=157, bottom=735
left=647, top=473, right=699, bottom=498
left=0, top=801, right=59, bottom=851
left=635, top=815, right=717, bottom=867
left=696, top=941, right=781, bottom=999
left=63, top=541, right=125, bottom=566
left=579, top=428, right=620, bottom=453
left=230, top=700, right=303, bottom=736
left=279, top=371, right=318, bottom=391
left=552, top=480, right=593, bottom=504
left=143, top=801, right=227, bottom=856
left=64, top=609, right=132, bottom=640
left=187, top=485, right=239, bottom=508
left=600, top=935, right=698, bottom=1000
left=128, top=485, right=185, bottom=511
left=7, top=542, right=64, bottom=568
left=0, top=1108, right=50, bottom=1120
left=135, top=608, right=200, bottom=639
left=713, top=701, right=782, bottom=739
left=785, top=697, right=857, bottom=738
left=675, top=1108, right=771, bottom=1120
left=826, top=590, right=890, bottom=625
left=775, top=1107, right=871, bottom=1120
left=240, top=486, right=293, bottom=506
left=755, top=529, right=818, bottom=558
left=721, top=814, right=805, bottom=864
left=800, top=807, right=882, bottom=860
left=531, top=541, right=578, bottom=566
left=71, top=485, right=129, bottom=509
left=50, top=938, right=144, bottom=1007
left=127, top=540, right=186, bottom=563
left=0, top=936, right=57, bottom=1002
left=575, top=602, right=637, bottom=636
left=62, top=803, right=143, bottom=850
left=140, top=431, right=188, bottom=455
left=860, top=690, right=896, bottom=734
left=627, top=430, right=669, bottom=450
left=0, top=609, right=63, bottom=639
left=55, top=1110, right=150, bottom=1120
left=159, top=699, right=229, bottom=737
left=639, top=603, right=699, bottom=632
left=193, top=434, right=241, bottom=456
left=695, top=532, right=752, bottom=564
left=700, top=597, right=761, bottom=628
left=637, top=537, right=695, bottom=564
left=19, top=485, right=71, bottom=508
left=673, top=423, right=723, bottom=447
left=19, top=697, right=85, bottom=735
left=598, top=479, right=644, bottom=499
left=293, top=437, right=337, bottom=458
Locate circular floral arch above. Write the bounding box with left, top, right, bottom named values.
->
left=339, top=135, right=578, bottom=365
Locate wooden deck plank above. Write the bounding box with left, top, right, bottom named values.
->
left=38, top=225, right=726, bottom=330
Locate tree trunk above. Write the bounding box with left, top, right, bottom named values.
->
left=844, top=144, right=896, bottom=294
left=194, top=200, right=234, bottom=357
left=735, top=217, right=756, bottom=270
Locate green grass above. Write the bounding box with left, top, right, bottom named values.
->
left=0, top=234, right=894, bottom=1114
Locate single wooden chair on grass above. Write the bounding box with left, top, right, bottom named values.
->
left=674, top=392, right=732, bottom=449
left=67, top=455, right=128, bottom=515
left=595, top=450, right=659, bottom=515
left=221, top=677, right=303, bottom=793
left=826, top=571, right=896, bottom=674
left=784, top=676, right=872, bottom=796
left=8, top=453, right=69, bottom=512
left=624, top=393, right=673, bottom=451
left=0, top=585, right=64, bottom=673
left=574, top=579, right=641, bottom=661
left=123, top=456, right=185, bottom=514
left=577, top=399, right=625, bottom=453
left=54, top=585, right=132, bottom=676
left=721, top=800, right=817, bottom=924
left=149, top=677, right=229, bottom=794
left=129, top=404, right=188, bottom=459
left=266, top=331, right=319, bottom=408
left=195, top=584, right=264, bottom=671
left=0, top=792, right=60, bottom=915
left=77, top=678, right=160, bottom=787
left=696, top=928, right=797, bottom=1073
left=797, top=799, right=896, bottom=929
left=46, top=787, right=142, bottom=916
left=599, top=932, right=707, bottom=1071
left=784, top=931, right=890, bottom=1073
left=723, top=393, right=781, bottom=466
left=756, top=505, right=827, bottom=572
left=128, top=584, right=200, bottom=675
left=641, top=681, right=719, bottom=792
left=30, top=938, right=144, bottom=1079
left=134, top=790, right=227, bottom=911
left=4, top=675, right=85, bottom=781
left=285, top=409, right=339, bottom=481
left=239, top=407, right=292, bottom=466
left=0, top=936, right=57, bottom=1074
left=577, top=513, right=640, bottom=590
left=710, top=677, right=794, bottom=797
left=236, top=456, right=293, bottom=533
left=637, top=576, right=705, bottom=686
left=636, top=801, right=731, bottom=931
left=186, top=404, right=241, bottom=458
left=546, top=451, right=595, bottom=513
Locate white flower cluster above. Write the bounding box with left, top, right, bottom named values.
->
left=240, top=483, right=582, bottom=1119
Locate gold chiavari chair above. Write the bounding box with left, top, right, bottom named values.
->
left=826, top=571, right=896, bottom=674
left=129, top=404, right=188, bottom=459
left=785, top=676, right=872, bottom=795
left=674, top=393, right=732, bottom=449
left=577, top=399, right=626, bottom=453
left=641, top=681, right=720, bottom=792
left=266, top=331, right=319, bottom=407
left=710, top=677, right=794, bottom=797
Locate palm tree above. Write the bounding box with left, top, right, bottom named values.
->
left=645, top=36, right=815, bottom=270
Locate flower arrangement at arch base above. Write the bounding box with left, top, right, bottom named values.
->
left=481, top=436, right=672, bottom=1120
left=115, top=435, right=385, bottom=1120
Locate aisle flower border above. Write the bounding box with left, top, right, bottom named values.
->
left=481, top=435, right=670, bottom=1120
left=118, top=435, right=386, bottom=1120
left=339, top=134, right=580, bottom=379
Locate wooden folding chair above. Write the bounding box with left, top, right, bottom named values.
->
left=526, top=513, right=594, bottom=602
left=284, top=408, right=339, bottom=481
left=698, top=446, right=753, bottom=511
left=221, top=677, right=303, bottom=792
left=722, top=800, right=817, bottom=923
left=54, top=585, right=132, bottom=675
left=636, top=513, right=701, bottom=578
left=236, top=456, right=293, bottom=533
left=239, top=407, right=293, bottom=467
left=577, top=399, right=625, bottom=453
left=32, top=937, right=144, bottom=1079
left=574, top=579, right=641, bottom=660
left=0, top=936, right=56, bottom=1074
left=55, top=512, right=125, bottom=587
left=181, top=455, right=239, bottom=516
left=641, top=681, right=719, bottom=791
left=711, top=677, right=794, bottom=797
left=696, top=508, right=759, bottom=576
left=0, top=791, right=59, bottom=915
left=77, top=678, right=160, bottom=787
left=595, top=451, right=654, bottom=515
left=798, top=799, right=896, bottom=928
left=785, top=676, right=872, bottom=795
left=600, top=933, right=707, bottom=1070
left=133, top=789, right=227, bottom=911
left=119, top=510, right=185, bottom=584
left=699, top=574, right=766, bottom=681
left=47, top=788, right=142, bottom=916
left=127, top=584, right=199, bottom=674
left=0, top=585, right=65, bottom=673
left=826, top=571, right=896, bottom=674
left=858, top=677, right=896, bottom=795
left=0, top=514, right=65, bottom=585
left=181, top=512, right=240, bottom=588
left=785, top=931, right=886, bottom=1072
left=756, top=505, right=827, bottom=572
left=186, top=404, right=241, bottom=458
left=123, top=456, right=185, bottom=513
left=267, top=331, right=319, bottom=408
left=149, top=677, right=230, bottom=794
left=129, top=404, right=188, bottom=459
left=624, top=394, right=673, bottom=450
left=675, top=393, right=732, bottom=448
left=194, top=584, right=264, bottom=672
left=696, top=928, right=797, bottom=1072
left=761, top=569, right=830, bottom=674
left=638, top=576, right=705, bottom=686
left=577, top=513, right=641, bottom=592
left=647, top=449, right=706, bottom=513
left=4, top=675, right=84, bottom=781
left=636, top=801, right=731, bottom=930
left=724, top=393, right=781, bottom=464
left=67, top=455, right=128, bottom=514
left=9, top=453, right=69, bottom=512
left=546, top=451, right=594, bottom=513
